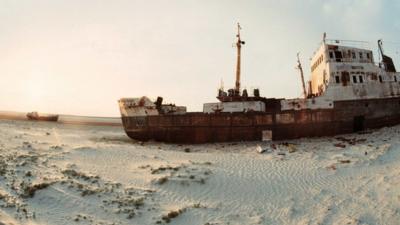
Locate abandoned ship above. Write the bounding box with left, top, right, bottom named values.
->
left=118, top=24, right=400, bottom=143
left=26, top=112, right=59, bottom=122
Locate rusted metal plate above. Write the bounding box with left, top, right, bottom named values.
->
left=211, top=128, right=231, bottom=142
left=171, top=115, right=191, bottom=126
left=147, top=116, right=159, bottom=127
left=294, top=111, right=312, bottom=124
left=231, top=115, right=253, bottom=126
left=254, top=114, right=273, bottom=125
left=157, top=116, right=174, bottom=127
left=230, top=127, right=255, bottom=141
left=210, top=115, right=231, bottom=126
left=193, top=127, right=212, bottom=143
left=190, top=114, right=210, bottom=126
left=276, top=113, right=294, bottom=124
left=312, top=111, right=332, bottom=123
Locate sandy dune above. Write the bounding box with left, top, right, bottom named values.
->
left=0, top=119, right=399, bottom=225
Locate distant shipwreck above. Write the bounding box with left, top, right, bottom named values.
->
left=118, top=24, right=400, bottom=143
left=27, top=112, right=59, bottom=122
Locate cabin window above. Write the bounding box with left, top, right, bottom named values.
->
left=366, top=53, right=370, bottom=59
left=359, top=52, right=363, bottom=59
left=329, top=51, right=334, bottom=59
left=352, top=76, right=358, bottom=83
left=395, top=76, right=397, bottom=82
left=352, top=52, right=356, bottom=59
left=379, top=75, right=383, bottom=83
left=335, top=76, right=340, bottom=83
left=346, top=50, right=351, bottom=58
left=341, top=71, right=350, bottom=86
left=335, top=51, right=343, bottom=62
left=359, top=75, right=364, bottom=83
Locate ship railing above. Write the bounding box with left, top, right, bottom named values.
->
left=324, top=39, right=371, bottom=50
left=327, top=58, right=373, bottom=64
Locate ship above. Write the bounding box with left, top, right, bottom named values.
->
left=118, top=24, right=400, bottom=143
left=26, top=111, right=59, bottom=122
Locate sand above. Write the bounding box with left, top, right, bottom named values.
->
left=0, top=118, right=399, bottom=225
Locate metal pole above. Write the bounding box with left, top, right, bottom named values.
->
left=235, top=23, right=244, bottom=94
left=297, top=53, right=307, bottom=98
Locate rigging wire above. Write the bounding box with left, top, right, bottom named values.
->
left=325, top=39, right=369, bottom=44
left=382, top=41, right=400, bottom=45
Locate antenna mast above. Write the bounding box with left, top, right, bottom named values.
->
left=235, top=23, right=245, bottom=94
left=296, top=53, right=307, bottom=98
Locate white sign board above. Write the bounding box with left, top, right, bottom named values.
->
left=262, top=130, right=273, bottom=141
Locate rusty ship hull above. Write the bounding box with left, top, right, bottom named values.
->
left=27, top=112, right=59, bottom=122
left=121, top=97, right=400, bottom=143
left=27, top=115, right=59, bottom=122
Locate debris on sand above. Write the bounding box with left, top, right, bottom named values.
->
left=62, top=169, right=100, bottom=181
left=150, top=162, right=212, bottom=187
left=327, top=164, right=337, bottom=170
left=189, top=161, right=212, bottom=166
left=103, top=196, right=145, bottom=219
left=161, top=209, right=185, bottom=223
left=267, top=142, right=298, bottom=153
left=256, top=145, right=266, bottom=154
left=335, top=137, right=366, bottom=145
left=334, top=143, right=346, bottom=148
left=151, top=165, right=182, bottom=174
left=287, top=144, right=297, bottom=153
left=21, top=182, right=53, bottom=198
left=0, top=160, right=6, bottom=176
left=156, top=177, right=169, bottom=185
left=339, top=159, right=351, bottom=164
left=49, top=145, right=63, bottom=150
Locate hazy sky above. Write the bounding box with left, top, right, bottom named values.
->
left=1, top=0, right=399, bottom=116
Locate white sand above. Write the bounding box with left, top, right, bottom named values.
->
left=0, top=119, right=399, bottom=225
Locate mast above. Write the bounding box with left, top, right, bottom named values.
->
left=235, top=23, right=245, bottom=93
left=296, top=53, right=307, bottom=98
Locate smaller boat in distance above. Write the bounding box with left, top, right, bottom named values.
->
left=26, top=112, right=59, bottom=122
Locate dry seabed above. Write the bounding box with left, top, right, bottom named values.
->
left=0, top=119, right=399, bottom=225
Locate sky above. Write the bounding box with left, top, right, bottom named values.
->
left=0, top=0, right=399, bottom=117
